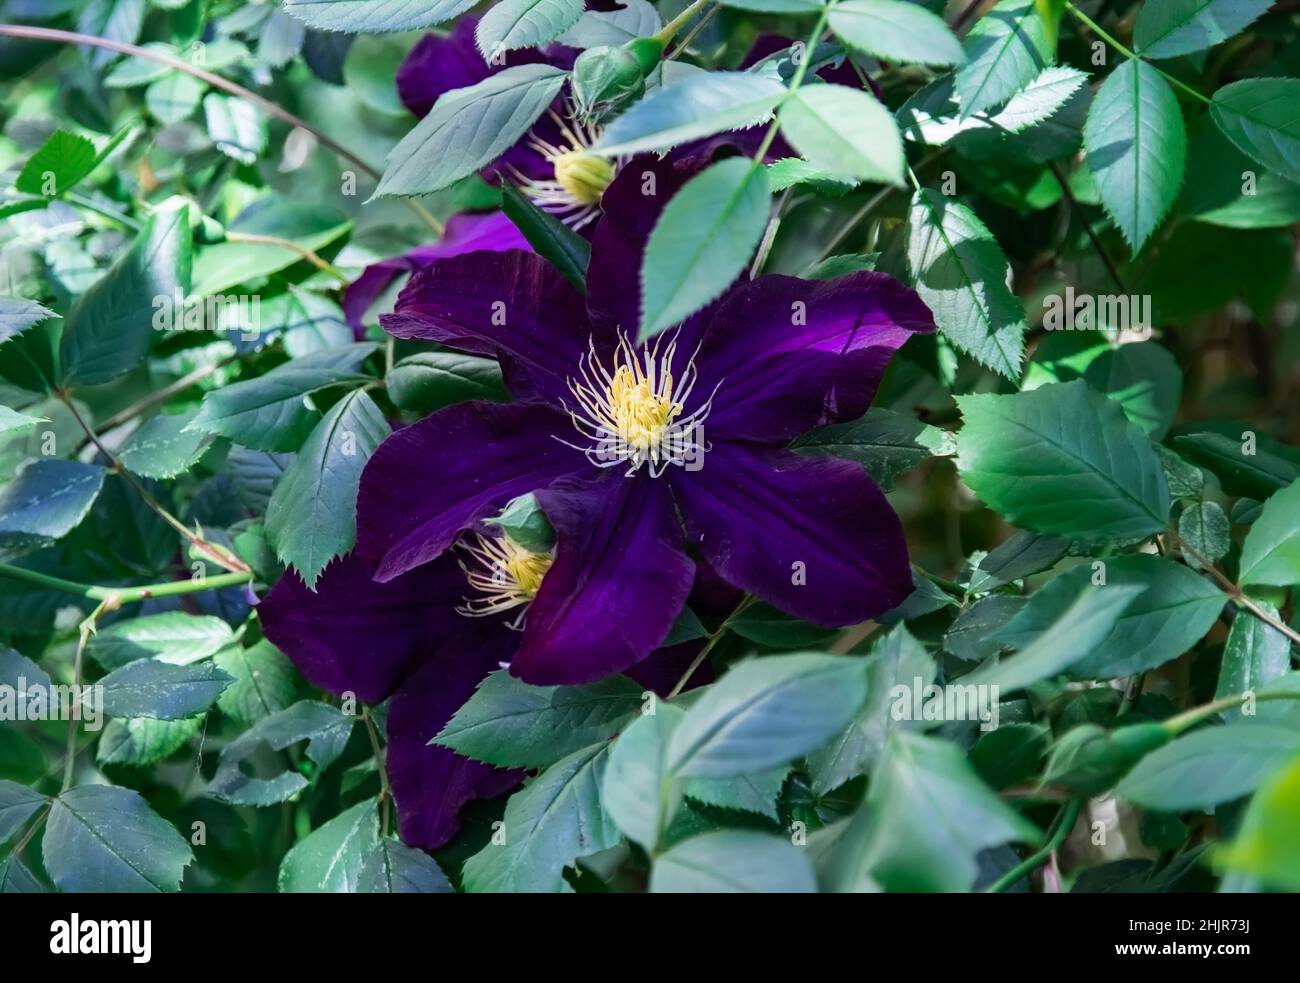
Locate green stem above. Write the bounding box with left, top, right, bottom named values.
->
left=65, top=190, right=141, bottom=231
left=1162, top=689, right=1300, bottom=735
left=654, top=0, right=715, bottom=45
left=0, top=561, right=252, bottom=602
left=362, top=706, right=393, bottom=838
left=751, top=5, right=834, bottom=164
left=987, top=798, right=1081, bottom=893
left=1064, top=2, right=1211, bottom=104
left=667, top=595, right=757, bottom=700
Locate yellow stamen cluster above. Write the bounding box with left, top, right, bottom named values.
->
left=512, top=104, right=617, bottom=231
left=562, top=333, right=716, bottom=477
left=457, top=532, right=554, bottom=628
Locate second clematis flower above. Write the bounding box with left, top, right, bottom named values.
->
left=352, top=156, right=936, bottom=686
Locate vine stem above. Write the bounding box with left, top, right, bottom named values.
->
left=987, top=798, right=1081, bottom=892
left=57, top=393, right=250, bottom=574
left=1162, top=688, right=1300, bottom=734
left=91, top=354, right=238, bottom=435
left=751, top=5, right=835, bottom=164
left=1169, top=531, right=1300, bottom=648
left=654, top=0, right=715, bottom=45
left=225, top=231, right=348, bottom=284
left=362, top=707, right=393, bottom=838
left=0, top=24, right=444, bottom=236
left=0, top=561, right=251, bottom=601
left=1064, top=2, right=1212, bottom=105
left=665, top=2, right=721, bottom=60
left=667, top=595, right=757, bottom=700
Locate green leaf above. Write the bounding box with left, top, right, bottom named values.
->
left=593, top=72, right=787, bottom=157
left=118, top=409, right=213, bottom=479
left=436, top=671, right=645, bottom=769
left=1171, top=421, right=1300, bottom=500
left=1220, top=756, right=1300, bottom=890
left=728, top=603, right=838, bottom=649
left=145, top=72, right=205, bottom=125
left=1178, top=499, right=1230, bottom=568
left=283, top=0, right=477, bottom=32
left=1135, top=0, right=1274, bottom=60
left=0, top=780, right=46, bottom=843
left=640, top=158, right=770, bottom=340
left=964, top=581, right=1145, bottom=690
left=1083, top=342, right=1182, bottom=439
left=829, top=0, right=965, bottom=67
left=210, top=701, right=354, bottom=806
left=971, top=530, right=1070, bottom=591
left=461, top=743, right=622, bottom=893
left=278, top=799, right=379, bottom=893
left=476, top=0, right=585, bottom=57
left=0, top=460, right=106, bottom=560
left=992, top=555, right=1223, bottom=679
left=1238, top=477, right=1300, bottom=586
left=1118, top=724, right=1300, bottom=810
left=376, top=65, right=568, bottom=198
left=0, top=297, right=55, bottom=344
left=806, top=625, right=936, bottom=795
left=1210, top=78, right=1300, bottom=186
left=484, top=492, right=556, bottom=552
left=260, top=290, right=352, bottom=356
left=650, top=830, right=816, bottom=892
left=188, top=344, right=376, bottom=452
left=43, top=784, right=192, bottom=892
left=214, top=640, right=300, bottom=726
left=97, top=715, right=205, bottom=767
left=0, top=730, right=45, bottom=784
left=15, top=130, right=97, bottom=198
left=500, top=185, right=590, bottom=292
left=1216, top=601, right=1291, bottom=721
left=956, top=380, right=1171, bottom=540
left=60, top=201, right=192, bottom=386
left=99, top=660, right=233, bottom=720
left=906, top=189, right=1027, bottom=378
left=203, top=94, right=267, bottom=166
left=386, top=351, right=507, bottom=415
left=821, top=731, right=1038, bottom=892
left=1182, top=122, right=1300, bottom=228
left=265, top=389, right=389, bottom=587
left=686, top=765, right=790, bottom=819
left=357, top=839, right=454, bottom=893
left=88, top=612, right=235, bottom=670
left=601, top=704, right=685, bottom=850
left=1083, top=59, right=1186, bottom=254
left=779, top=84, right=905, bottom=186
left=970, top=722, right=1050, bottom=788
left=943, top=594, right=1027, bottom=661
left=718, top=0, right=823, bottom=10
left=956, top=0, right=1053, bottom=119
left=793, top=407, right=955, bottom=491
left=665, top=653, right=869, bottom=779
left=0, top=855, right=45, bottom=893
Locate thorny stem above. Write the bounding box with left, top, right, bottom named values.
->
left=667, top=595, right=758, bottom=700
left=362, top=707, right=393, bottom=838
left=987, top=798, right=1081, bottom=893
left=0, top=561, right=251, bottom=602
left=224, top=232, right=349, bottom=284
left=0, top=24, right=445, bottom=236
left=58, top=393, right=250, bottom=574
left=62, top=597, right=116, bottom=792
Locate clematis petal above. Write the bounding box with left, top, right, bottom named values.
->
left=694, top=271, right=935, bottom=442
left=356, top=401, right=587, bottom=582
left=511, top=472, right=695, bottom=684
left=342, top=212, right=529, bottom=334
left=381, top=250, right=591, bottom=404
left=387, top=625, right=524, bottom=850
left=257, top=551, right=465, bottom=702
left=672, top=441, right=913, bottom=626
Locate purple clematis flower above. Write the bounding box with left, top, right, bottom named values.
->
left=257, top=542, right=715, bottom=850
left=343, top=210, right=530, bottom=335
left=352, top=156, right=935, bottom=686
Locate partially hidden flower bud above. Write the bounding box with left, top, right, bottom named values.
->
left=1041, top=722, right=1170, bottom=796
left=486, top=493, right=556, bottom=552
left=571, top=42, right=657, bottom=123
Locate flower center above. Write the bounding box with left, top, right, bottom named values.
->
left=552, top=149, right=615, bottom=207
left=513, top=103, right=617, bottom=231
left=562, top=333, right=716, bottom=477
left=457, top=532, right=554, bottom=628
